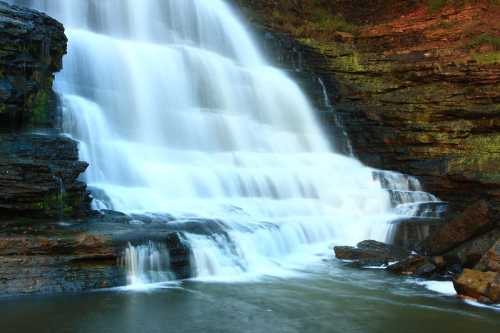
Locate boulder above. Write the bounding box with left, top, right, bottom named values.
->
left=420, top=201, right=493, bottom=255
left=387, top=255, right=437, bottom=277
left=453, top=269, right=500, bottom=304
left=334, top=240, right=410, bottom=266
left=475, top=240, right=500, bottom=273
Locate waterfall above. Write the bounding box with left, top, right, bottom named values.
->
left=10, top=0, right=442, bottom=284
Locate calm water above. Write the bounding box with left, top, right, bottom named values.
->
left=1, top=261, right=498, bottom=333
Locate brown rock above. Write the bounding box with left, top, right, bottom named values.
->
left=475, top=240, right=500, bottom=272
left=453, top=269, right=500, bottom=303
left=421, top=201, right=492, bottom=255
left=445, top=228, right=500, bottom=268
left=387, top=255, right=437, bottom=276
left=334, top=240, right=410, bottom=266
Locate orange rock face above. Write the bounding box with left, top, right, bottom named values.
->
left=453, top=268, right=500, bottom=303
left=235, top=0, right=500, bottom=218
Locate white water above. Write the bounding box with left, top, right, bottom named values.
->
left=11, top=0, right=441, bottom=285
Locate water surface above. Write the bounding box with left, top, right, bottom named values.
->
left=2, top=261, right=498, bottom=333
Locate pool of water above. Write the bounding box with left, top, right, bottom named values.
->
left=1, top=260, right=498, bottom=333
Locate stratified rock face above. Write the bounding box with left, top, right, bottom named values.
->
left=234, top=0, right=500, bottom=218
left=0, top=213, right=193, bottom=297
left=0, top=1, right=67, bottom=130
left=0, top=2, right=88, bottom=218
left=0, top=134, right=89, bottom=217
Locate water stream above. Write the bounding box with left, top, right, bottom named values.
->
left=10, top=0, right=441, bottom=286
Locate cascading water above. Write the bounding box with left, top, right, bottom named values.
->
left=10, top=0, right=442, bottom=285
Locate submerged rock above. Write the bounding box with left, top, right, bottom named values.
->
left=334, top=240, right=410, bottom=266
left=453, top=269, right=500, bottom=304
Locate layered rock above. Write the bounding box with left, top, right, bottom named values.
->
left=233, top=0, right=500, bottom=218
left=0, top=2, right=89, bottom=218
left=0, top=1, right=67, bottom=130
left=0, top=134, right=89, bottom=217
left=0, top=212, right=192, bottom=297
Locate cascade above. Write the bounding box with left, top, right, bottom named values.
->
left=10, top=0, right=443, bottom=285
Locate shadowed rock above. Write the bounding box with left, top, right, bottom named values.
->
left=419, top=201, right=493, bottom=255
left=334, top=240, right=410, bottom=266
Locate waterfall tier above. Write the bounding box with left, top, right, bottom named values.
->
left=10, top=0, right=442, bottom=286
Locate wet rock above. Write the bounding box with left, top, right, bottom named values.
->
left=334, top=240, right=410, bottom=266
left=387, top=256, right=434, bottom=276
left=0, top=134, right=90, bottom=218
left=388, top=217, right=443, bottom=251
left=475, top=239, right=500, bottom=273
left=0, top=1, right=67, bottom=130
left=420, top=201, right=493, bottom=255
left=453, top=269, right=500, bottom=304
left=445, top=228, right=500, bottom=269
left=0, top=212, right=194, bottom=297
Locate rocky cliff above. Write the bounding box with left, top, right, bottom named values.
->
left=233, top=0, right=500, bottom=219
left=0, top=1, right=66, bottom=130
left=0, top=1, right=89, bottom=218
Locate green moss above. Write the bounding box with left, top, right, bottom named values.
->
left=30, top=89, right=51, bottom=126
left=427, top=0, right=499, bottom=12
left=472, top=52, right=500, bottom=64
left=468, top=33, right=500, bottom=51
left=448, top=134, right=500, bottom=183
left=31, top=191, right=76, bottom=217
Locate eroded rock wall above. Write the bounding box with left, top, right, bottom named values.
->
left=0, top=1, right=89, bottom=218
left=233, top=0, right=500, bottom=218
left=0, top=1, right=66, bottom=130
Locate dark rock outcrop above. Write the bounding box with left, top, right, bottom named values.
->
left=420, top=200, right=493, bottom=255
left=0, top=2, right=89, bottom=218
left=445, top=227, right=500, bottom=268
left=334, top=240, right=410, bottom=266
left=0, top=134, right=89, bottom=218
left=0, top=1, right=67, bottom=130
left=388, top=217, right=443, bottom=250
left=475, top=239, right=500, bottom=272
